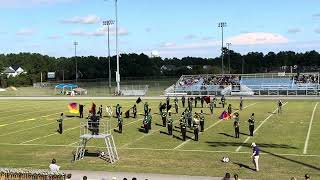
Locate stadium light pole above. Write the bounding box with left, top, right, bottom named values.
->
left=115, top=0, right=120, bottom=94
left=218, top=22, right=227, bottom=74
left=74, top=41, right=78, bottom=83
left=103, top=20, right=114, bottom=89
left=226, top=42, right=231, bottom=74
left=104, top=0, right=120, bottom=94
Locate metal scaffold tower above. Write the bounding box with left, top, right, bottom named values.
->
left=74, top=106, right=119, bottom=164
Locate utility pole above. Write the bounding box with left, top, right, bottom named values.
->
left=226, top=42, right=231, bottom=74
left=103, top=20, right=114, bottom=89
left=218, top=22, right=227, bottom=74
left=242, top=56, right=245, bottom=74
left=74, top=41, right=78, bottom=83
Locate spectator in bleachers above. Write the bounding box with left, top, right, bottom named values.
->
left=83, top=176, right=88, bottom=180
left=294, top=74, right=319, bottom=84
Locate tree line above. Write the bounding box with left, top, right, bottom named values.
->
left=0, top=50, right=320, bottom=87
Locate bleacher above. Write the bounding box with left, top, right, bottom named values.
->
left=170, top=73, right=320, bottom=96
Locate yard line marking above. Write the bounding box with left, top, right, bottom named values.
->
left=19, top=125, right=81, bottom=144
left=0, top=101, right=59, bottom=117
left=67, top=115, right=142, bottom=146
left=235, top=102, right=288, bottom=152
left=0, top=114, right=70, bottom=137
left=0, top=121, right=56, bottom=136
left=16, top=101, right=138, bottom=145
left=17, top=118, right=35, bottom=123
left=173, top=102, right=258, bottom=150
left=0, top=142, right=320, bottom=158
left=120, top=114, right=185, bottom=149
left=303, top=102, right=318, bottom=154
left=0, top=111, right=62, bottom=127
left=0, top=106, right=64, bottom=125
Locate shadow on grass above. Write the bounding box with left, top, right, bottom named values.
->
left=218, top=132, right=234, bottom=138
left=155, top=123, right=164, bottom=127
left=173, top=135, right=183, bottom=141
left=233, top=162, right=256, bottom=171
left=205, top=142, right=298, bottom=149
left=113, top=129, right=122, bottom=133
left=239, top=132, right=250, bottom=136
left=173, top=128, right=180, bottom=133
left=261, top=150, right=320, bottom=171
left=160, top=131, right=170, bottom=135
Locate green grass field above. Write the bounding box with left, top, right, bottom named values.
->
left=0, top=99, right=319, bottom=180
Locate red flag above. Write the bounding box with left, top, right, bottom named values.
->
left=219, top=111, right=231, bottom=120
left=204, top=96, right=211, bottom=104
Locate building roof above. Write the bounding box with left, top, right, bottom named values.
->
left=2, top=67, right=16, bottom=74
left=11, top=65, right=21, bottom=71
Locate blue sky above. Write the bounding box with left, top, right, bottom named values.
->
left=0, top=0, right=320, bottom=58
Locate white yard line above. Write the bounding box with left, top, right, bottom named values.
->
left=173, top=102, right=258, bottom=150
left=235, top=102, right=288, bottom=152
left=0, top=121, right=56, bottom=136
left=303, top=102, right=318, bottom=154
left=120, top=117, right=179, bottom=148
left=0, top=111, right=62, bottom=127
left=68, top=116, right=142, bottom=146
left=0, top=142, right=319, bottom=158
left=0, top=106, right=64, bottom=125
left=19, top=125, right=81, bottom=144
left=0, top=101, right=52, bottom=115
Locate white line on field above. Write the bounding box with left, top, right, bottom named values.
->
left=303, top=102, right=318, bottom=154
left=0, top=107, right=64, bottom=125
left=68, top=115, right=142, bottom=146
left=0, top=142, right=319, bottom=158
left=0, top=121, right=56, bottom=136
left=173, top=102, right=258, bottom=150
left=0, top=111, right=62, bottom=128
left=235, top=102, right=288, bottom=152
left=19, top=125, right=81, bottom=144
left=120, top=116, right=182, bottom=149
left=0, top=101, right=53, bottom=114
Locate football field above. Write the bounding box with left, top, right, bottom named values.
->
left=0, top=98, right=319, bottom=179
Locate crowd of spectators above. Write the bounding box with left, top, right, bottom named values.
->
left=294, top=74, right=319, bottom=84
left=177, top=75, right=240, bottom=89
left=202, top=75, right=240, bottom=86
left=178, top=75, right=202, bottom=87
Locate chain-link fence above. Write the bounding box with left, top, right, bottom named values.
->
left=0, top=77, right=178, bottom=97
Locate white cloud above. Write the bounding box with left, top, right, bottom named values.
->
left=91, top=26, right=129, bottom=36
left=68, top=30, right=88, bottom=36
left=160, top=40, right=218, bottom=50
left=48, top=35, right=61, bottom=39
left=184, top=34, right=197, bottom=40
left=201, top=36, right=215, bottom=41
left=16, top=29, right=35, bottom=36
left=61, top=15, right=100, bottom=24
left=227, top=32, right=288, bottom=45
left=160, top=42, right=177, bottom=48
left=312, top=13, right=320, bottom=18
left=287, top=28, right=301, bottom=34
left=0, top=0, right=74, bottom=8
left=160, top=32, right=288, bottom=51
left=68, top=26, right=129, bottom=37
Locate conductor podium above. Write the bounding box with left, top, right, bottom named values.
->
left=74, top=111, right=119, bottom=164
